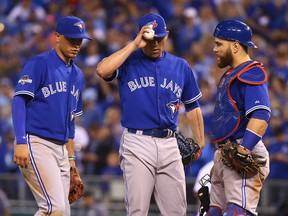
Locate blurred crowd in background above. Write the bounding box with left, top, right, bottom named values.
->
left=0, top=0, right=288, bottom=214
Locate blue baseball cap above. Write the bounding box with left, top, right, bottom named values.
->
left=139, top=13, right=168, bottom=38
left=56, top=16, right=92, bottom=40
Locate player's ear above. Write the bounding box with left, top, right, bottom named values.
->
left=165, top=31, right=169, bottom=37
left=231, top=41, right=240, bottom=54
left=55, top=32, right=61, bottom=42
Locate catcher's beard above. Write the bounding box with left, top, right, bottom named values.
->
left=217, top=48, right=233, bottom=68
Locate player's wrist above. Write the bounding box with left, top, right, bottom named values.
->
left=240, top=129, right=261, bottom=151
left=68, top=156, right=76, bottom=161
left=16, top=136, right=27, bottom=145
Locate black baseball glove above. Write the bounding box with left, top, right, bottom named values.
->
left=219, top=141, right=267, bottom=174
left=175, top=132, right=201, bottom=165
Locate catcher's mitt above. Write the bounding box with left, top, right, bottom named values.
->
left=219, top=141, right=267, bottom=174
left=68, top=167, right=84, bottom=204
left=175, top=132, right=201, bottom=165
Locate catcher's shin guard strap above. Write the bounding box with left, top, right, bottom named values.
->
left=224, top=203, right=253, bottom=216
left=198, top=186, right=210, bottom=215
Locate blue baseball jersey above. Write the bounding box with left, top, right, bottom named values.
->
left=14, top=49, right=84, bottom=142
left=107, top=50, right=201, bottom=131
left=210, top=61, right=271, bottom=143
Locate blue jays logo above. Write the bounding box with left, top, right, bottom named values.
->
left=74, top=22, right=85, bottom=32
left=146, top=20, right=158, bottom=29
left=166, top=99, right=180, bottom=119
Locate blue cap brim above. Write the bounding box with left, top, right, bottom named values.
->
left=155, top=32, right=168, bottom=38
left=243, top=41, right=257, bottom=48
left=63, top=33, right=92, bottom=40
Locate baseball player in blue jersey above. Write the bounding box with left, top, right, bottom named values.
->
left=12, top=16, right=91, bottom=215
left=96, top=13, right=205, bottom=216
left=207, top=20, right=271, bottom=216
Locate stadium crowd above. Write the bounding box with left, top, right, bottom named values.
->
left=0, top=0, right=288, bottom=214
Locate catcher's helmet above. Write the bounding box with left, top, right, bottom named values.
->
left=213, top=20, right=257, bottom=48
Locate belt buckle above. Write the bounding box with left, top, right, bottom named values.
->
left=163, top=129, right=174, bottom=138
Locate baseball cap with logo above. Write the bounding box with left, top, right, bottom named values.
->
left=56, top=16, right=92, bottom=40
left=139, top=13, right=168, bottom=38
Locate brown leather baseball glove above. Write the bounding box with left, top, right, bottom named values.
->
left=68, top=167, right=84, bottom=204
left=219, top=141, right=267, bottom=174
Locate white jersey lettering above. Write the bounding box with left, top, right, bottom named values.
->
left=127, top=77, right=155, bottom=92
left=41, top=82, right=72, bottom=98
left=56, top=82, right=63, bottom=92
left=41, top=87, right=50, bottom=98
left=149, top=77, right=155, bottom=87
left=49, top=84, right=57, bottom=95
left=161, top=78, right=182, bottom=98
left=140, top=77, right=149, bottom=87
left=128, top=81, right=137, bottom=92
left=160, top=78, right=167, bottom=88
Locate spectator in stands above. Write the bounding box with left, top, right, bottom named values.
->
left=81, top=123, right=114, bottom=175
left=268, top=127, right=288, bottom=179
left=267, top=126, right=288, bottom=214
left=6, top=0, right=46, bottom=34
left=173, top=7, right=202, bottom=56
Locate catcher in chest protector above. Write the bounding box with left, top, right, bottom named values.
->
left=208, top=20, right=271, bottom=216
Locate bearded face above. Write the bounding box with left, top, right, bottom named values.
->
left=217, top=46, right=233, bottom=68
left=213, top=38, right=235, bottom=69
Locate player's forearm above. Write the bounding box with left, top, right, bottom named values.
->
left=96, top=42, right=138, bottom=79
left=186, top=107, right=205, bottom=149
left=246, top=118, right=268, bottom=137
left=240, top=118, right=268, bottom=151
left=66, top=139, right=75, bottom=157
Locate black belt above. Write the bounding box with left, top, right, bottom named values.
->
left=127, top=128, right=175, bottom=138
left=29, top=133, right=66, bottom=145
left=45, top=138, right=66, bottom=145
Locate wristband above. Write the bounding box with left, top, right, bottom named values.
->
left=240, top=129, right=261, bottom=150
left=68, top=156, right=76, bottom=161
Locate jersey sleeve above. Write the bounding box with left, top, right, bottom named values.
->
left=74, top=91, right=83, bottom=117
left=12, top=95, right=28, bottom=144
left=73, top=74, right=84, bottom=117
left=245, top=83, right=271, bottom=116
left=14, top=59, right=45, bottom=98
left=181, top=65, right=202, bottom=111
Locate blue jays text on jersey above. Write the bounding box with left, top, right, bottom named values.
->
left=107, top=49, right=202, bottom=131
left=210, top=61, right=271, bottom=143
left=14, top=49, right=84, bottom=142
left=127, top=77, right=183, bottom=98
